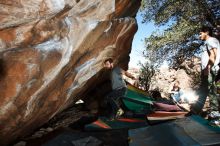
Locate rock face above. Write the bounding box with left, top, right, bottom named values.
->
left=150, top=57, right=201, bottom=98
left=150, top=68, right=192, bottom=97
left=0, top=0, right=141, bottom=145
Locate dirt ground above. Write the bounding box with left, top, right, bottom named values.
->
left=13, top=103, right=94, bottom=146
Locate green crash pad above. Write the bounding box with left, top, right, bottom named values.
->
left=123, top=85, right=154, bottom=112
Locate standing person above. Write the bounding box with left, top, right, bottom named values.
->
left=192, top=26, right=220, bottom=126
left=104, top=58, right=137, bottom=119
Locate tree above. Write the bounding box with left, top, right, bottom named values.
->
left=138, top=62, right=155, bottom=91
left=140, top=0, right=220, bottom=67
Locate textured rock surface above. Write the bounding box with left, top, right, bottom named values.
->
left=0, top=0, right=141, bottom=145
left=150, top=57, right=201, bottom=98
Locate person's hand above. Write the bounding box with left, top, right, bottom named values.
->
left=133, top=80, right=139, bottom=87
left=132, top=77, right=137, bottom=80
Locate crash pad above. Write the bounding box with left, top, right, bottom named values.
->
left=85, top=117, right=148, bottom=131
left=129, top=115, right=220, bottom=146
left=123, top=84, right=154, bottom=112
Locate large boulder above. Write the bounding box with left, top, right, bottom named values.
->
left=150, top=57, right=201, bottom=98
left=0, top=0, right=141, bottom=145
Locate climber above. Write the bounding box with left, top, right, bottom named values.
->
left=103, top=58, right=138, bottom=119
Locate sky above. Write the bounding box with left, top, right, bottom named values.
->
left=128, top=12, right=156, bottom=69
left=129, top=11, right=168, bottom=69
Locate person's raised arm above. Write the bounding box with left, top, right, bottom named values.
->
left=121, top=69, right=136, bottom=80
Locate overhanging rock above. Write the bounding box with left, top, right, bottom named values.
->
left=0, top=0, right=141, bottom=145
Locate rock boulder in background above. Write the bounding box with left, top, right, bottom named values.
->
left=150, top=57, right=201, bottom=98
